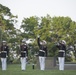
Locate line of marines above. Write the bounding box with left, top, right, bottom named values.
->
left=0, top=36, right=67, bottom=71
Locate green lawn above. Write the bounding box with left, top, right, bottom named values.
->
left=0, top=64, right=76, bottom=75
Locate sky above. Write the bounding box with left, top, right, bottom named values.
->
left=0, top=0, right=76, bottom=29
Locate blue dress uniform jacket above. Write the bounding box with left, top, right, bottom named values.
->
left=37, top=38, right=47, bottom=57
left=1, top=45, right=9, bottom=58
left=20, top=44, right=28, bottom=57
left=56, top=43, right=66, bottom=57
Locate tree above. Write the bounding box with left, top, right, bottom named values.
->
left=0, top=4, right=18, bottom=42
left=20, top=16, right=38, bottom=39
left=51, top=16, right=76, bottom=45
left=34, top=14, right=51, bottom=41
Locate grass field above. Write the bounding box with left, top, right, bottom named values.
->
left=0, top=64, right=76, bottom=75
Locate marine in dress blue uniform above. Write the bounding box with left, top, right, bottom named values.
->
left=0, top=41, right=9, bottom=70
left=56, top=40, right=66, bottom=70
left=37, top=36, right=47, bottom=70
left=20, top=40, right=28, bottom=70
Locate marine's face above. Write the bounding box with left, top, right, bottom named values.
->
left=3, top=42, right=6, bottom=45
left=42, top=41, right=46, bottom=46
left=61, top=41, right=64, bottom=44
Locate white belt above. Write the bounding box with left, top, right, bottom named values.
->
left=1, top=51, right=7, bottom=53
left=39, top=50, right=45, bottom=53
left=59, top=50, right=65, bottom=52
left=21, top=51, right=26, bottom=53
